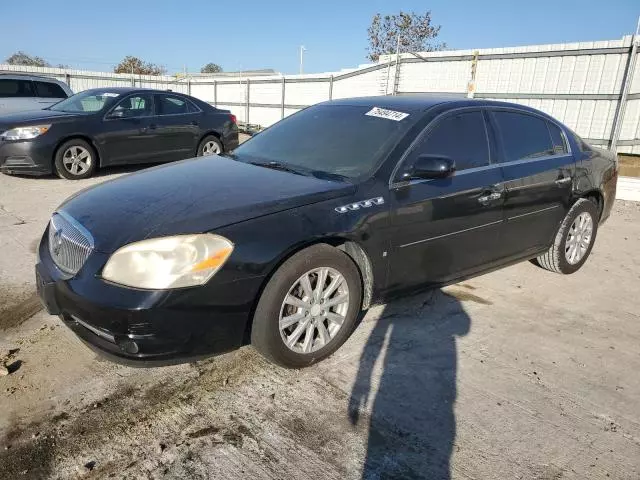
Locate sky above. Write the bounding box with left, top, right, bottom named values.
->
left=1, top=0, right=638, bottom=75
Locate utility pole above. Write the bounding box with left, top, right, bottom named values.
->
left=299, top=45, right=306, bottom=75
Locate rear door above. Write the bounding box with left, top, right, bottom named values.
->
left=488, top=109, right=575, bottom=258
left=33, top=80, right=68, bottom=108
left=0, top=78, right=37, bottom=114
left=153, top=94, right=202, bottom=161
left=388, top=108, right=506, bottom=291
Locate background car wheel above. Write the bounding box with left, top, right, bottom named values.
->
left=534, top=198, right=599, bottom=274
left=197, top=135, right=223, bottom=156
left=54, top=139, right=97, bottom=180
left=251, top=244, right=363, bottom=368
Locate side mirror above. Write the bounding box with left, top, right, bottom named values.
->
left=405, top=155, right=456, bottom=180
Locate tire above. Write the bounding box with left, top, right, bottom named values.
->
left=54, top=139, right=97, bottom=180
left=251, top=244, right=363, bottom=368
left=197, top=135, right=223, bottom=156
left=534, top=198, right=599, bottom=274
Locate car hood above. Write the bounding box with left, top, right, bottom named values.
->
left=0, top=109, right=83, bottom=129
left=59, top=156, right=355, bottom=253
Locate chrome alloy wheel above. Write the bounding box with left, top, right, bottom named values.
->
left=62, top=146, right=92, bottom=176
left=202, top=141, right=221, bottom=155
left=565, top=212, right=594, bottom=264
left=279, top=267, right=350, bottom=354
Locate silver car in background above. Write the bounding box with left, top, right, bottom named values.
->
left=0, top=74, right=73, bottom=114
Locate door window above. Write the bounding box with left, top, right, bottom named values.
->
left=492, top=111, right=555, bottom=161
left=111, top=95, right=153, bottom=118
left=402, top=110, right=489, bottom=175
left=0, top=79, right=35, bottom=98
left=156, top=94, right=190, bottom=115
left=547, top=122, right=568, bottom=154
left=34, top=81, right=67, bottom=98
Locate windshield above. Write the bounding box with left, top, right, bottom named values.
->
left=49, top=90, right=120, bottom=113
left=233, top=104, right=418, bottom=179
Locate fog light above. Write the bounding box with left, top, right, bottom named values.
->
left=117, top=339, right=139, bottom=354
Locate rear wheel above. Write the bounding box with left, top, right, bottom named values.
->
left=197, top=135, right=222, bottom=156
left=54, top=139, right=97, bottom=180
left=534, top=198, right=599, bottom=274
left=251, top=244, right=362, bottom=368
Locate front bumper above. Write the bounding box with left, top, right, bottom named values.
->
left=0, top=138, right=55, bottom=176
left=36, top=231, right=263, bottom=366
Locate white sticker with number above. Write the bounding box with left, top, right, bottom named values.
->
left=102, top=92, right=120, bottom=97
left=365, top=107, right=409, bottom=121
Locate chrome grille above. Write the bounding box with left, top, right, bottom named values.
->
left=48, top=212, right=94, bottom=275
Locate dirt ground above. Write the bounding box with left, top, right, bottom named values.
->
left=1, top=162, right=639, bottom=479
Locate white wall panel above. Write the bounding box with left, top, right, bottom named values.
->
left=285, top=81, right=330, bottom=105
left=251, top=81, right=283, bottom=105
left=332, top=68, right=384, bottom=99
left=249, top=106, right=283, bottom=127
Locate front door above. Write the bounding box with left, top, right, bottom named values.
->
left=98, top=93, right=163, bottom=165
left=388, top=109, right=506, bottom=292
left=488, top=109, right=575, bottom=258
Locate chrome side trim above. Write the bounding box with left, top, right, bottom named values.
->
left=399, top=220, right=503, bottom=248
left=507, top=205, right=559, bottom=221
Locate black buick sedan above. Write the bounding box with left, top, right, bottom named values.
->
left=0, top=87, right=238, bottom=179
left=36, top=96, right=617, bottom=368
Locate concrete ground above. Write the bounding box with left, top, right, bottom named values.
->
left=0, top=161, right=639, bottom=479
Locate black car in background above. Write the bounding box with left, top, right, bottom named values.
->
left=0, top=87, right=238, bottom=179
left=36, top=96, right=617, bottom=368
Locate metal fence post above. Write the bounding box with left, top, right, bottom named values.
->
left=609, top=35, right=638, bottom=153
left=393, top=54, right=401, bottom=95
left=65, top=73, right=71, bottom=87
left=187, top=79, right=191, bottom=96
left=329, top=75, right=334, bottom=100
left=246, top=78, right=250, bottom=126
left=281, top=77, right=286, bottom=119
left=213, top=80, right=217, bottom=107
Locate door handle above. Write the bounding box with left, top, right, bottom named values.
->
left=555, top=177, right=572, bottom=185
left=478, top=191, right=502, bottom=206
left=190, top=120, right=198, bottom=126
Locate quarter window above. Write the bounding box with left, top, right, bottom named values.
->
left=34, top=81, right=67, bottom=99
left=0, top=79, right=35, bottom=98
left=493, top=111, right=554, bottom=161
left=404, top=111, right=490, bottom=173
left=547, top=122, right=568, bottom=154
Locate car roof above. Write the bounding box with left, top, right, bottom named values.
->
left=322, top=95, right=554, bottom=118
left=81, top=87, right=188, bottom=95
left=0, top=73, right=67, bottom=84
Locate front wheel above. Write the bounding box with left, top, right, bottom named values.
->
left=54, top=139, right=97, bottom=180
left=251, top=244, right=363, bottom=368
left=534, top=198, right=599, bottom=274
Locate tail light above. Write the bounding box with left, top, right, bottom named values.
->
left=229, top=114, right=237, bottom=124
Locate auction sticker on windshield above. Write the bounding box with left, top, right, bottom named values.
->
left=365, top=107, right=409, bottom=121
left=102, top=93, right=120, bottom=97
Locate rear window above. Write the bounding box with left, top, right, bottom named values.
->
left=233, top=104, right=418, bottom=178
left=492, top=111, right=554, bottom=161
left=0, top=79, right=35, bottom=98
left=34, top=81, right=67, bottom=99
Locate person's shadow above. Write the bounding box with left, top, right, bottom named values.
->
left=348, top=289, right=471, bottom=479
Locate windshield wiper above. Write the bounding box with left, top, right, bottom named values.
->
left=250, top=161, right=305, bottom=176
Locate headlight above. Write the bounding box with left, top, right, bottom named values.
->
left=102, top=234, right=234, bottom=289
left=1, top=125, right=51, bottom=141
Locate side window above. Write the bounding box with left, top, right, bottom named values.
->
left=157, top=95, right=189, bottom=115
left=405, top=111, right=489, bottom=173
left=34, top=81, right=67, bottom=99
left=0, top=79, right=35, bottom=98
left=492, top=111, right=554, bottom=161
left=186, top=99, right=201, bottom=113
left=111, top=94, right=153, bottom=118
left=547, top=122, right=568, bottom=154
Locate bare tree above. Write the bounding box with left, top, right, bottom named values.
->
left=367, top=11, right=445, bottom=62
left=5, top=51, right=50, bottom=67
left=114, top=56, right=166, bottom=76
left=201, top=63, right=223, bottom=74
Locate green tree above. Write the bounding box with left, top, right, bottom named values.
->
left=5, top=51, right=50, bottom=67
left=201, top=63, right=223, bottom=74
left=367, top=11, right=445, bottom=62
left=114, top=56, right=166, bottom=75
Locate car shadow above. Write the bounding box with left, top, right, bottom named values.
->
left=348, top=289, right=471, bottom=479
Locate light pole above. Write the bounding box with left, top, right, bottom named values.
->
left=299, top=45, right=306, bottom=75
